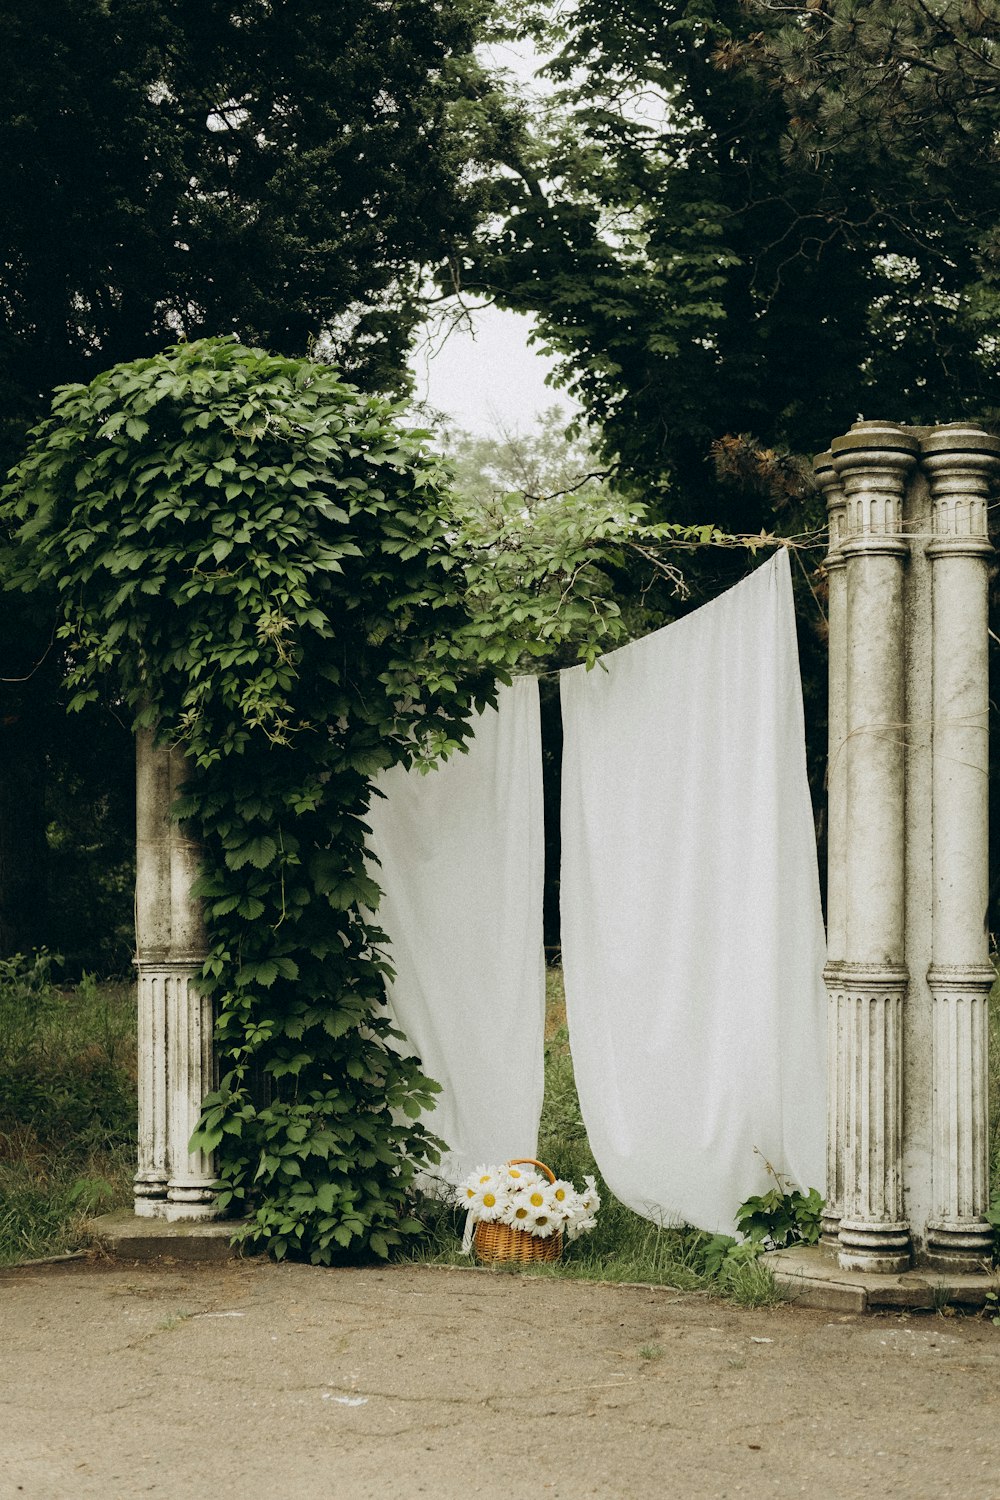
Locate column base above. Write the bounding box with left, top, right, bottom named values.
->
left=133, top=1174, right=168, bottom=1218
left=164, top=1199, right=222, bottom=1223
left=820, top=1210, right=841, bottom=1249
left=165, top=1181, right=221, bottom=1221
left=837, top=1218, right=911, bottom=1274
left=924, top=1219, right=994, bottom=1274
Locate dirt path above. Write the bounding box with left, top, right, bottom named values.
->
left=2, top=1258, right=999, bottom=1499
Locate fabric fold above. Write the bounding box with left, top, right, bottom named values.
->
left=366, top=678, right=546, bottom=1186
left=559, top=550, right=827, bottom=1236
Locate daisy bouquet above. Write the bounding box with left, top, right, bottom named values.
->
left=456, top=1158, right=601, bottom=1261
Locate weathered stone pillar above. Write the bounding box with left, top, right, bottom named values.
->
left=922, top=424, right=1000, bottom=1270
left=134, top=729, right=219, bottom=1220
left=815, top=451, right=848, bottom=1247
left=832, top=421, right=918, bottom=1273
left=134, top=728, right=171, bottom=1215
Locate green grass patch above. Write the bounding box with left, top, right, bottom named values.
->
left=0, top=952, right=135, bottom=1264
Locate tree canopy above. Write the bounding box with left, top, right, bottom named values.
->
left=0, top=0, right=514, bottom=437
left=466, top=0, right=1000, bottom=524
left=0, top=0, right=518, bottom=957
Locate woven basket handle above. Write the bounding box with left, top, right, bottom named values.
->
left=508, top=1157, right=556, bottom=1184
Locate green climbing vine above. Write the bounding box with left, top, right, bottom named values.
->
left=1, top=337, right=499, bottom=1263
left=1, top=335, right=753, bottom=1265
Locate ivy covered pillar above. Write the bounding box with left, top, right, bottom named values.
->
left=134, top=729, right=219, bottom=1221
left=922, top=424, right=1000, bottom=1270
left=831, top=421, right=918, bottom=1274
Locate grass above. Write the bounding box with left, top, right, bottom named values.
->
left=0, top=952, right=135, bottom=1264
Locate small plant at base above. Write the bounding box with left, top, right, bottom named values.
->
left=735, top=1155, right=823, bottom=1250
left=985, top=1196, right=1000, bottom=1261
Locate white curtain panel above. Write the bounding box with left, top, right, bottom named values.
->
left=366, top=677, right=546, bottom=1186
left=559, top=550, right=827, bottom=1236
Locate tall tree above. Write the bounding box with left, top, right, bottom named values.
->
left=467, top=0, right=1000, bottom=524
left=0, top=0, right=514, bottom=954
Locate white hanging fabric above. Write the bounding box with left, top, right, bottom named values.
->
left=366, top=678, right=546, bottom=1186
left=559, top=550, right=827, bottom=1236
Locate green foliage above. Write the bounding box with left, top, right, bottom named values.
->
left=0, top=0, right=521, bottom=960
left=0, top=0, right=514, bottom=426
left=442, top=413, right=736, bottom=670
left=1, top=337, right=506, bottom=1264
left=985, top=1195, right=1000, bottom=1259
left=735, top=1185, right=824, bottom=1251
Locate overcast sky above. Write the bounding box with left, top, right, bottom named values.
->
left=406, top=38, right=576, bottom=438
left=409, top=304, right=576, bottom=437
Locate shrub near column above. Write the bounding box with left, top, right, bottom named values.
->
left=0, top=337, right=497, bottom=1264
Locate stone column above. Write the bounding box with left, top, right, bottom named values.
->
left=134, top=729, right=219, bottom=1221
left=832, top=421, right=918, bottom=1273
left=134, top=728, right=171, bottom=1216
left=815, top=451, right=848, bottom=1247
left=922, top=423, right=1000, bottom=1270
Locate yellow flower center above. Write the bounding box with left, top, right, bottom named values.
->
left=529, top=1191, right=544, bottom=1207
left=513, top=1205, right=529, bottom=1220
left=554, top=1188, right=566, bottom=1201
left=479, top=1174, right=491, bottom=1184
left=482, top=1192, right=496, bottom=1208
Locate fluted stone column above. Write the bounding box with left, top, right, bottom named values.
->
left=134, top=729, right=171, bottom=1215
left=832, top=421, right=918, bottom=1273
left=815, top=451, right=848, bottom=1247
left=922, top=424, right=1000, bottom=1270
left=134, top=729, right=219, bottom=1221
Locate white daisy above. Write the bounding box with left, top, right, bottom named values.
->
left=526, top=1207, right=558, bottom=1238
left=549, top=1180, right=576, bottom=1219
left=501, top=1164, right=541, bottom=1193
left=457, top=1170, right=482, bottom=1208
left=470, top=1183, right=505, bottom=1220
left=523, top=1181, right=555, bottom=1216
left=502, top=1196, right=534, bottom=1229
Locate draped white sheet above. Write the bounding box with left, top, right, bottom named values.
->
left=366, top=678, right=546, bottom=1185
left=559, top=550, right=827, bottom=1236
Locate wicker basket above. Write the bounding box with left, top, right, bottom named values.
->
left=472, top=1158, right=564, bottom=1265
